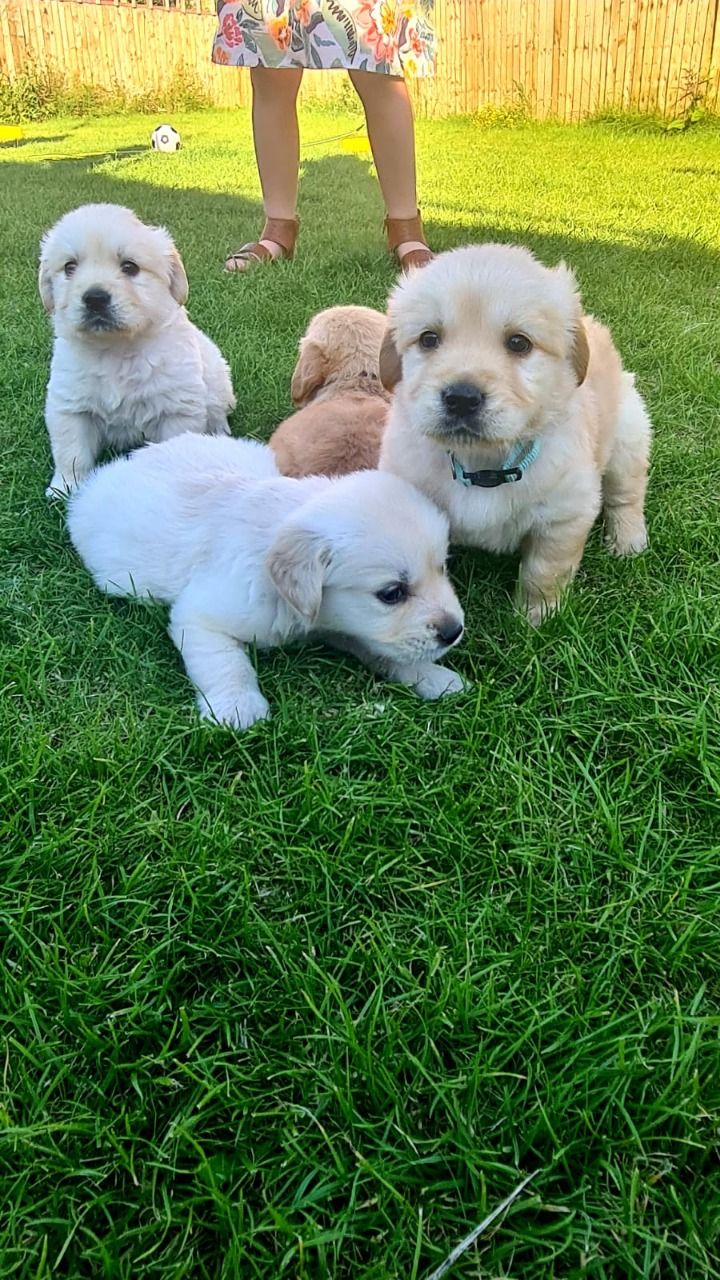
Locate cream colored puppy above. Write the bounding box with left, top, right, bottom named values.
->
left=40, top=204, right=235, bottom=496
left=269, top=305, right=389, bottom=478
left=67, top=435, right=465, bottom=729
left=379, top=244, right=651, bottom=624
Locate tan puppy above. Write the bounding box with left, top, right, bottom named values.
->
left=269, top=305, right=388, bottom=478
left=379, top=244, right=651, bottom=624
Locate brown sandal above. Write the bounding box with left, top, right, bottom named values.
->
left=384, top=210, right=433, bottom=272
left=225, top=215, right=299, bottom=272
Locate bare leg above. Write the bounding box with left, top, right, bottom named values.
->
left=226, top=66, right=302, bottom=272
left=169, top=601, right=270, bottom=729
left=348, top=70, right=428, bottom=259
left=518, top=521, right=595, bottom=626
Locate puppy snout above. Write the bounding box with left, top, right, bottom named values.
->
left=82, top=287, right=112, bottom=314
left=435, top=614, right=464, bottom=647
left=442, top=381, right=485, bottom=420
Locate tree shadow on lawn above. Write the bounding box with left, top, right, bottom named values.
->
left=3, top=149, right=717, bottom=618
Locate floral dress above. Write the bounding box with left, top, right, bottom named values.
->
left=212, top=1, right=435, bottom=77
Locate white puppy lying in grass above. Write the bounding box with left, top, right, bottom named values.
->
left=40, top=203, right=235, bottom=496
left=67, top=435, right=465, bottom=729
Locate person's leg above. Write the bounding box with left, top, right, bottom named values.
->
left=226, top=66, right=303, bottom=271
left=348, top=70, right=431, bottom=266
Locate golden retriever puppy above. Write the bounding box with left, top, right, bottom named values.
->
left=40, top=204, right=235, bottom=496
left=268, top=305, right=388, bottom=478
left=68, top=435, right=465, bottom=727
left=379, top=244, right=651, bottom=624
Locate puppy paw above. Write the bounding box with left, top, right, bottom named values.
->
left=413, top=665, right=466, bottom=701
left=199, top=689, right=271, bottom=730
left=45, top=473, right=72, bottom=499
left=605, top=521, right=648, bottom=557
left=523, top=597, right=560, bottom=627
left=206, top=418, right=231, bottom=437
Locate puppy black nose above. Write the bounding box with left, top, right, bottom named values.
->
left=442, top=382, right=485, bottom=418
left=82, top=288, right=112, bottom=313
left=436, top=617, right=464, bottom=646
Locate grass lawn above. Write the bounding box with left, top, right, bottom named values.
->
left=1, top=106, right=719, bottom=1278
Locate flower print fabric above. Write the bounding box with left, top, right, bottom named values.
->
left=212, top=1, right=435, bottom=77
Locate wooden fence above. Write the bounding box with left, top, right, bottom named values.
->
left=1, top=0, right=720, bottom=120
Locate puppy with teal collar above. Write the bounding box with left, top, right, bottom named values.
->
left=378, top=243, right=651, bottom=625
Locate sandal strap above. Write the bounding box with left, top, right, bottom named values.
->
left=225, top=216, right=299, bottom=269
left=260, top=215, right=299, bottom=256
left=396, top=247, right=433, bottom=270
left=226, top=241, right=276, bottom=266
left=384, top=210, right=426, bottom=253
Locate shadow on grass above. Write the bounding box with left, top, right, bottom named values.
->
left=3, top=144, right=718, bottom=280
left=1, top=145, right=717, bottom=575
left=0, top=133, right=71, bottom=149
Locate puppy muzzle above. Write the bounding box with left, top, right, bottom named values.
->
left=80, top=287, right=123, bottom=333
left=435, top=381, right=489, bottom=438
left=435, top=614, right=464, bottom=649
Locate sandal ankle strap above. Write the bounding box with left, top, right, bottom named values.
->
left=261, top=215, right=299, bottom=257
left=384, top=209, right=426, bottom=253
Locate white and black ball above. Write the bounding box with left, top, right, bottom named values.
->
left=151, top=124, right=181, bottom=153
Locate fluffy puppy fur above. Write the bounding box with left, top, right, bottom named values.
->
left=40, top=204, right=235, bottom=495
left=67, top=434, right=465, bottom=729
left=379, top=243, right=651, bottom=624
left=269, top=305, right=388, bottom=478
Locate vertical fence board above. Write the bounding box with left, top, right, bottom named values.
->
left=709, top=1, right=720, bottom=110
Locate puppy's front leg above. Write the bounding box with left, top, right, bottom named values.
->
left=155, top=415, right=216, bottom=444
left=45, top=409, right=97, bottom=496
left=204, top=408, right=232, bottom=437
left=324, top=635, right=465, bottom=701
left=168, top=602, right=270, bottom=730
left=518, top=520, right=594, bottom=625
left=386, top=660, right=466, bottom=700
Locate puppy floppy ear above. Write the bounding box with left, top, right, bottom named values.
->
left=291, top=339, right=328, bottom=407
left=168, top=246, right=189, bottom=305
left=570, top=317, right=590, bottom=385
left=554, top=260, right=590, bottom=386
left=266, top=524, right=331, bottom=625
left=38, top=245, right=54, bottom=313
left=379, top=327, right=402, bottom=391
left=151, top=223, right=189, bottom=304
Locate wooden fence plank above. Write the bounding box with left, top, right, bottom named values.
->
left=709, top=0, right=720, bottom=111
left=639, top=0, right=659, bottom=113
left=566, top=0, right=578, bottom=121
left=697, top=0, right=717, bottom=102
left=657, top=0, right=678, bottom=116
left=536, top=0, right=552, bottom=116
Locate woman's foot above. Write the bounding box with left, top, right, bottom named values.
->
left=385, top=211, right=433, bottom=272
left=225, top=216, right=299, bottom=272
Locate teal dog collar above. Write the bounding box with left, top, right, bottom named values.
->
left=450, top=439, right=540, bottom=488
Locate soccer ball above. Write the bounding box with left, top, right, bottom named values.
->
left=151, top=124, right=181, bottom=153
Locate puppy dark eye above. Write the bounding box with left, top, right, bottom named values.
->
left=506, top=333, right=532, bottom=355
left=376, top=582, right=409, bottom=606
left=64, top=261, right=77, bottom=277
left=121, top=261, right=140, bottom=277
left=419, top=330, right=441, bottom=350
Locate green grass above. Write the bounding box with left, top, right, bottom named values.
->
left=1, top=107, right=719, bottom=1278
